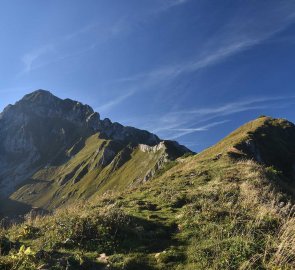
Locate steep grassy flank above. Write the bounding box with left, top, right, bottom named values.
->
left=1, top=117, right=294, bottom=269
left=10, top=135, right=170, bottom=210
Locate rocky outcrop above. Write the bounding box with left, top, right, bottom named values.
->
left=142, top=155, right=168, bottom=182
left=109, top=147, right=133, bottom=172
left=139, top=142, right=166, bottom=153
left=139, top=141, right=190, bottom=157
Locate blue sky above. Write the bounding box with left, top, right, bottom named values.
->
left=1, top=0, right=295, bottom=151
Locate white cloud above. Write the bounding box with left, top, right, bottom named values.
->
left=21, top=45, right=54, bottom=73
left=158, top=0, right=191, bottom=11
left=95, top=89, right=136, bottom=113
left=141, top=95, right=295, bottom=140
left=171, top=96, right=294, bottom=117
left=100, top=2, right=295, bottom=110
left=19, top=19, right=130, bottom=75
left=168, top=120, right=230, bottom=139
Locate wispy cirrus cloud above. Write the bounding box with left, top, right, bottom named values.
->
left=157, top=0, right=192, bottom=11
left=96, top=93, right=295, bottom=143
left=168, top=120, right=230, bottom=139
left=19, top=0, right=189, bottom=75
left=19, top=27, right=100, bottom=74
left=97, top=38, right=283, bottom=112
left=19, top=20, right=130, bottom=75
left=98, top=2, right=295, bottom=112
left=166, top=95, right=295, bottom=120
left=95, top=89, right=136, bottom=113
left=21, top=45, right=54, bottom=73
left=16, top=0, right=192, bottom=76
left=137, top=95, right=295, bottom=140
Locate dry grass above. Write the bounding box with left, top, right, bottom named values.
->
left=270, top=215, right=295, bottom=267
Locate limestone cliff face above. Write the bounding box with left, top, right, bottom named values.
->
left=0, top=90, right=191, bottom=202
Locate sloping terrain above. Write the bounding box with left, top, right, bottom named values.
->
left=10, top=137, right=184, bottom=210
left=0, top=116, right=294, bottom=269
left=0, top=90, right=190, bottom=216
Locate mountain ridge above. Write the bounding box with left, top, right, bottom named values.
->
left=0, top=90, right=192, bottom=214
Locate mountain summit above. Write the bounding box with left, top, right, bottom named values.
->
left=0, top=90, right=191, bottom=213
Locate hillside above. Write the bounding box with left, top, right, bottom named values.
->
left=0, top=116, right=294, bottom=269
left=0, top=90, right=191, bottom=216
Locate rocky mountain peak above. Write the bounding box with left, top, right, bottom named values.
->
left=17, top=89, right=64, bottom=112
left=0, top=90, right=100, bottom=130
left=22, top=89, right=55, bottom=102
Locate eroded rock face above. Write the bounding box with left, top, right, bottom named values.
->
left=138, top=141, right=191, bottom=183
left=143, top=155, right=168, bottom=182
left=139, top=142, right=166, bottom=153
left=139, top=141, right=189, bottom=157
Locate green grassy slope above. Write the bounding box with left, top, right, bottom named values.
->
left=10, top=134, right=170, bottom=210
left=0, top=117, right=294, bottom=270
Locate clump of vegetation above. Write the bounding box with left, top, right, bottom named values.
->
left=37, top=204, right=128, bottom=252
left=0, top=203, right=130, bottom=269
